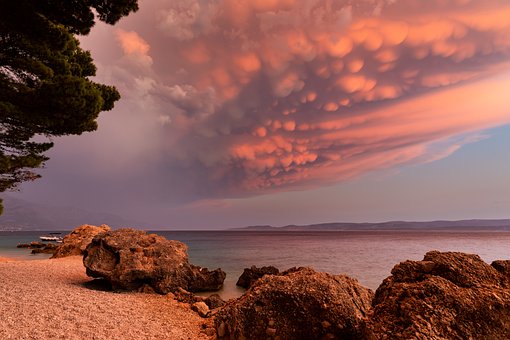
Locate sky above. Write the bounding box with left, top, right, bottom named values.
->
left=8, top=0, right=510, bottom=229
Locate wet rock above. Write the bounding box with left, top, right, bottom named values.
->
left=369, top=251, right=510, bottom=339
left=189, top=264, right=226, bottom=291
left=51, top=224, right=110, bottom=258
left=31, top=243, right=59, bottom=254
left=17, top=241, right=47, bottom=249
left=205, top=294, right=225, bottom=309
left=215, top=267, right=373, bottom=339
left=17, top=242, right=58, bottom=255
left=83, top=228, right=226, bottom=294
left=236, top=265, right=280, bottom=289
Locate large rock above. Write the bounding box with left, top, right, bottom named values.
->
left=83, top=228, right=226, bottom=294
left=236, top=265, right=280, bottom=289
left=369, top=251, right=510, bottom=339
left=215, top=267, right=374, bottom=339
left=51, top=224, right=110, bottom=258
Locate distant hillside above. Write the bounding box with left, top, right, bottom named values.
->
left=234, top=219, right=510, bottom=231
left=0, top=196, right=143, bottom=230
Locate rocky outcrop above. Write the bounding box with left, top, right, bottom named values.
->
left=215, top=267, right=374, bottom=339
left=31, top=243, right=59, bottom=254
left=51, top=224, right=110, bottom=258
left=17, top=241, right=47, bottom=248
left=83, top=228, right=226, bottom=294
left=17, top=242, right=58, bottom=255
left=369, top=251, right=510, bottom=339
left=236, top=265, right=280, bottom=289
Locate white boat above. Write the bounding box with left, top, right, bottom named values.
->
left=40, top=233, right=63, bottom=242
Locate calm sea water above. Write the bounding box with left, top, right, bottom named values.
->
left=2, top=230, right=510, bottom=299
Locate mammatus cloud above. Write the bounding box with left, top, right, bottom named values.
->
left=89, top=0, right=510, bottom=200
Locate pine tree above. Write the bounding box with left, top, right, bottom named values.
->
left=0, top=0, right=138, bottom=213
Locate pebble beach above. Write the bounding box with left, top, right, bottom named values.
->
left=0, top=256, right=208, bottom=339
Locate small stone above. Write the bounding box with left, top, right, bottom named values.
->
left=266, top=327, right=277, bottom=336
left=268, top=319, right=275, bottom=327
left=217, top=322, right=226, bottom=337
left=192, top=302, right=210, bottom=318
left=321, top=320, right=331, bottom=328
left=205, top=328, right=216, bottom=336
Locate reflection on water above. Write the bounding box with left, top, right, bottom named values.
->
left=2, top=230, right=510, bottom=299
left=163, top=230, right=510, bottom=299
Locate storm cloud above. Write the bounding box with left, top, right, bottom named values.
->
left=77, top=0, right=510, bottom=202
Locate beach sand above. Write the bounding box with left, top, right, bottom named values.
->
left=0, top=256, right=209, bottom=339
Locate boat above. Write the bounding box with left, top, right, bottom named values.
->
left=39, top=233, right=63, bottom=242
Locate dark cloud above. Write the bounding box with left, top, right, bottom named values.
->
left=66, top=0, right=510, bottom=203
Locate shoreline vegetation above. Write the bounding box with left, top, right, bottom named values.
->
left=2, top=225, right=510, bottom=339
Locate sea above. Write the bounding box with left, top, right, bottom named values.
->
left=2, top=230, right=510, bottom=299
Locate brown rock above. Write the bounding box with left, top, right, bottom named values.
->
left=217, top=322, right=226, bottom=338
left=51, top=224, right=110, bottom=258
left=205, top=293, right=226, bottom=309
left=17, top=242, right=58, bottom=255
left=215, top=267, right=373, bottom=339
left=369, top=251, right=510, bottom=339
left=204, top=327, right=216, bottom=336
left=236, top=265, right=280, bottom=289
left=83, top=228, right=226, bottom=294
left=491, top=260, right=510, bottom=281
left=17, top=242, right=47, bottom=249
left=192, top=301, right=210, bottom=318
left=31, top=243, right=59, bottom=254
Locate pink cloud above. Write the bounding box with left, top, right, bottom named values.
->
left=116, top=29, right=150, bottom=55
left=85, top=0, right=510, bottom=200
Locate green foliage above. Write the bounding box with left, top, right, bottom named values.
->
left=0, top=0, right=137, bottom=213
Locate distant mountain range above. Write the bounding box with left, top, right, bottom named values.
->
left=0, top=196, right=143, bottom=231
left=233, top=219, right=510, bottom=231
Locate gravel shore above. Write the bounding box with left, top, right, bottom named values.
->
left=0, top=257, right=208, bottom=339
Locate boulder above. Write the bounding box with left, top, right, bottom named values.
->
left=236, top=265, right=280, bottom=289
left=369, top=251, right=510, bottom=339
left=215, top=267, right=374, bottom=339
left=205, top=294, right=226, bottom=310
left=83, top=228, right=226, bottom=294
left=51, top=224, right=110, bottom=258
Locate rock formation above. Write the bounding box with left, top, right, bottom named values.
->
left=204, top=294, right=225, bottom=310
left=369, top=251, right=510, bottom=339
left=83, top=228, right=226, bottom=294
left=17, top=241, right=58, bottom=255
left=51, top=224, right=110, bottom=258
left=17, top=241, right=47, bottom=248
left=236, top=265, right=280, bottom=289
left=31, top=243, right=59, bottom=254
left=215, top=267, right=374, bottom=339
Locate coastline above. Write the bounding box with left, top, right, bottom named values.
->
left=0, top=256, right=208, bottom=339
